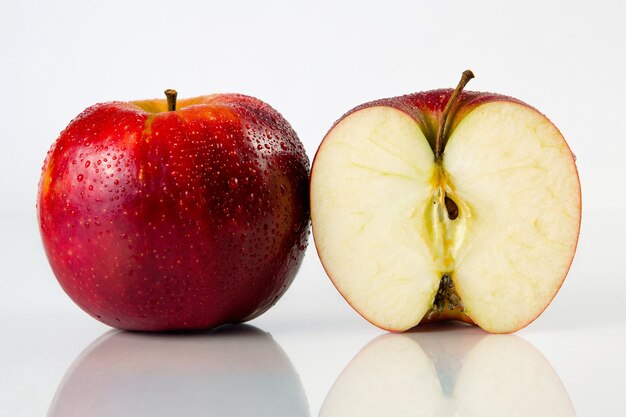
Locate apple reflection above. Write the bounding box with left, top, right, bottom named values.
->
left=320, top=324, right=576, bottom=417
left=48, top=325, right=309, bottom=417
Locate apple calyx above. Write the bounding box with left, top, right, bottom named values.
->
left=434, top=70, right=474, bottom=162
left=164, top=89, right=178, bottom=111
left=427, top=274, right=464, bottom=318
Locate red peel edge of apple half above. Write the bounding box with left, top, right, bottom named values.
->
left=310, top=70, right=581, bottom=333
left=37, top=91, right=310, bottom=331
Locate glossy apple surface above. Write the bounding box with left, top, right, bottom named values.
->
left=38, top=93, right=310, bottom=330
left=311, top=72, right=581, bottom=333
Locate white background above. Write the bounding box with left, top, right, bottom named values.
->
left=1, top=1, right=625, bottom=416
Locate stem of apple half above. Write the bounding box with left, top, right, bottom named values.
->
left=164, top=89, right=178, bottom=111
left=434, top=70, right=474, bottom=162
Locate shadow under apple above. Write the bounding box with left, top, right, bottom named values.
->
left=320, top=323, right=576, bottom=417
left=47, top=325, right=309, bottom=417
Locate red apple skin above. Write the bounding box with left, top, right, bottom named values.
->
left=38, top=94, right=310, bottom=331
left=311, top=89, right=581, bottom=332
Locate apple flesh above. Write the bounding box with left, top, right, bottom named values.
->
left=38, top=92, right=310, bottom=331
left=311, top=71, right=580, bottom=333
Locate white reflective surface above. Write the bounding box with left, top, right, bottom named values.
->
left=5, top=312, right=622, bottom=417
left=40, top=323, right=582, bottom=417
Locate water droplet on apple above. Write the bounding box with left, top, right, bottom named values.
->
left=88, top=185, right=94, bottom=191
left=228, top=177, right=239, bottom=190
left=85, top=160, right=91, bottom=168
left=77, top=174, right=84, bottom=182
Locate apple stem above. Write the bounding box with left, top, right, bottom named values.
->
left=435, top=70, right=474, bottom=162
left=164, top=89, right=178, bottom=111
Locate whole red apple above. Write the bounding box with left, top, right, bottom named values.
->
left=38, top=91, right=310, bottom=331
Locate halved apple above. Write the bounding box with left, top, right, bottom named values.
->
left=311, top=71, right=581, bottom=333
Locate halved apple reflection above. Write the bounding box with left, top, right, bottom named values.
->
left=320, top=325, right=576, bottom=417
left=48, top=325, right=309, bottom=417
